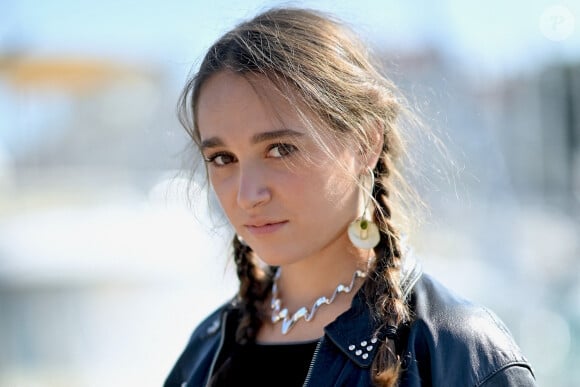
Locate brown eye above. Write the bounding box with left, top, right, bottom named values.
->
left=267, top=143, right=297, bottom=158
left=205, top=152, right=236, bottom=166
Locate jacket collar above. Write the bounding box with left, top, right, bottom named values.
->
left=323, top=253, right=422, bottom=368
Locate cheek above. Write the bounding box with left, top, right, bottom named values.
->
left=302, top=166, right=359, bottom=216
left=318, top=161, right=358, bottom=199
left=208, top=173, right=235, bottom=209
left=310, top=146, right=360, bottom=198
left=331, top=174, right=357, bottom=198
left=328, top=181, right=359, bottom=221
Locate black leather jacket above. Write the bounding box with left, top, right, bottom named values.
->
left=165, top=258, right=536, bottom=386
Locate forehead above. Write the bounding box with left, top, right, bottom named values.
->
left=196, top=71, right=298, bottom=138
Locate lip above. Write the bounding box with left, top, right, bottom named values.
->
left=244, top=220, right=288, bottom=235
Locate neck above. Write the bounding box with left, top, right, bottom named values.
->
left=271, top=265, right=365, bottom=332
left=257, top=241, right=370, bottom=342
left=255, top=231, right=372, bottom=343
left=274, top=233, right=371, bottom=314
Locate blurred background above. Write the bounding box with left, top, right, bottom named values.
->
left=0, top=0, right=578, bottom=386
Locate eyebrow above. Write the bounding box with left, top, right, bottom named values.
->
left=200, top=129, right=304, bottom=150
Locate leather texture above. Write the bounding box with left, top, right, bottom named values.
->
left=164, top=258, right=536, bottom=386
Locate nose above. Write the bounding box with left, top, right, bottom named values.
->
left=236, top=164, right=271, bottom=210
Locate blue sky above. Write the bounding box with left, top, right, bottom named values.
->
left=1, top=0, right=578, bottom=72
left=0, top=0, right=578, bottom=154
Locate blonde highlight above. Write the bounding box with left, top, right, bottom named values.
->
left=179, top=7, right=424, bottom=386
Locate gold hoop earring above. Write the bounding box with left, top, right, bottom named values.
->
left=347, top=167, right=380, bottom=249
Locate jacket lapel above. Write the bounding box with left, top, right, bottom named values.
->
left=323, top=254, right=422, bottom=367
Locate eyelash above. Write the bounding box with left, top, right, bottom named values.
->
left=267, top=143, right=298, bottom=158
left=204, top=151, right=236, bottom=167
left=204, top=143, right=298, bottom=167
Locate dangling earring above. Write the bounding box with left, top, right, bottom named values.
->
left=348, top=167, right=380, bottom=249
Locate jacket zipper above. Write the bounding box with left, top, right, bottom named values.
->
left=203, top=312, right=228, bottom=387
left=302, top=338, right=323, bottom=387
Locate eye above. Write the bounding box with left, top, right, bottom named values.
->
left=267, top=143, right=297, bottom=158
left=204, top=152, right=237, bottom=167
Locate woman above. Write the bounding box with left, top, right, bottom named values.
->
left=165, top=8, right=536, bottom=387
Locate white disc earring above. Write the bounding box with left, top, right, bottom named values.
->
left=348, top=167, right=380, bottom=249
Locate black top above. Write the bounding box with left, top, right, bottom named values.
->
left=211, top=339, right=319, bottom=387
left=165, top=262, right=537, bottom=387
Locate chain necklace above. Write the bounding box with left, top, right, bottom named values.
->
left=270, top=267, right=366, bottom=335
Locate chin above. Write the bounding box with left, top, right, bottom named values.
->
left=252, top=248, right=300, bottom=268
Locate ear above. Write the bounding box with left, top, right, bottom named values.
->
left=357, top=123, right=384, bottom=174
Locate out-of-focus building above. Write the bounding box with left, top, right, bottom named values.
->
left=378, top=48, right=580, bottom=386
left=0, top=53, right=239, bottom=386
left=0, top=40, right=578, bottom=387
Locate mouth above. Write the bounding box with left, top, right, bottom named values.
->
left=244, top=220, right=288, bottom=235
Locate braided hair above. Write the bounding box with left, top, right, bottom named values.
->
left=232, top=236, right=274, bottom=344
left=180, top=8, right=420, bottom=386
left=366, top=149, right=411, bottom=385
left=229, top=154, right=412, bottom=386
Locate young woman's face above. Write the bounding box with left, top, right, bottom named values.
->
left=196, top=71, right=363, bottom=267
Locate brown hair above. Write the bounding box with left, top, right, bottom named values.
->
left=179, top=7, right=418, bottom=386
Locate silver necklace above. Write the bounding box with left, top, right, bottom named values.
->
left=270, top=267, right=366, bottom=335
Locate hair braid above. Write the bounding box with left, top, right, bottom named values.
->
left=365, top=154, right=410, bottom=387
left=178, top=7, right=425, bottom=385
left=232, top=236, right=274, bottom=344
